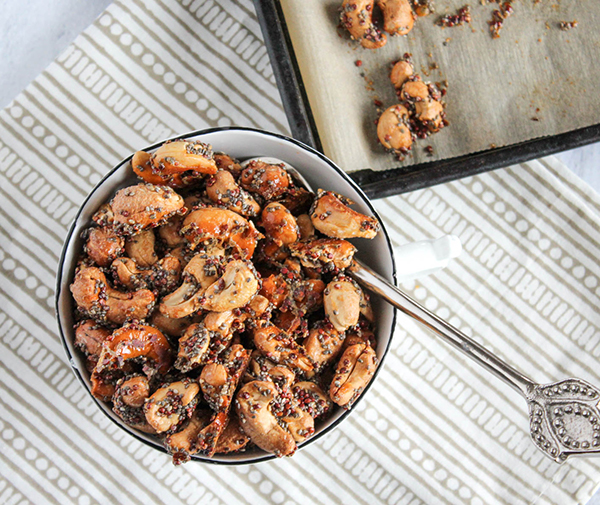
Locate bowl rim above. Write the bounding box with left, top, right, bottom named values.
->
left=55, top=125, right=397, bottom=465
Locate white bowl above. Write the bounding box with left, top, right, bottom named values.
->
left=55, top=126, right=397, bottom=464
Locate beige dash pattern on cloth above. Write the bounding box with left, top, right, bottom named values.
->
left=0, top=1, right=599, bottom=504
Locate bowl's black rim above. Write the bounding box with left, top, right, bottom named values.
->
left=55, top=125, right=398, bottom=466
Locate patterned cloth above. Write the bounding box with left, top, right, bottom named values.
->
left=0, top=1, right=599, bottom=504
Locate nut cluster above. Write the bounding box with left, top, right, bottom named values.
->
left=70, top=140, right=382, bottom=463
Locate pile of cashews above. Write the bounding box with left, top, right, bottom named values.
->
left=70, top=139, right=382, bottom=463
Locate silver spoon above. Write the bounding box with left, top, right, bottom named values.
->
left=245, top=156, right=600, bottom=463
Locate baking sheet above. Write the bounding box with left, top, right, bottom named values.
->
left=280, top=0, right=600, bottom=172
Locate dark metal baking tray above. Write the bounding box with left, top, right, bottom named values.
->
left=253, top=0, right=600, bottom=200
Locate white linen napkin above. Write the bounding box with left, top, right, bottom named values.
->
left=0, top=1, right=599, bottom=504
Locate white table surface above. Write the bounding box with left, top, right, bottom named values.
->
left=2, top=1, right=600, bottom=503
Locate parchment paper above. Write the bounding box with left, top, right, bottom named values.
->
left=280, top=0, right=600, bottom=172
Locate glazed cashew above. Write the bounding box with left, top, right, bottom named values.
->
left=390, top=59, right=414, bottom=89
left=202, top=259, right=260, bottom=313
left=71, top=266, right=155, bottom=325
left=293, top=381, right=332, bottom=419
left=214, top=415, right=251, bottom=454
left=124, top=229, right=157, bottom=267
left=296, top=214, right=315, bottom=241
left=415, top=99, right=444, bottom=132
left=214, top=152, right=243, bottom=178
left=281, top=405, right=314, bottom=443
left=330, top=343, right=377, bottom=407
left=94, top=323, right=172, bottom=377
left=85, top=227, right=124, bottom=267
left=289, top=238, right=356, bottom=272
left=144, top=379, right=200, bottom=434
left=324, top=277, right=363, bottom=332
left=235, top=380, right=296, bottom=457
left=132, top=150, right=184, bottom=188
left=253, top=324, right=314, bottom=376
left=149, top=311, right=191, bottom=338
left=151, top=140, right=218, bottom=177
left=92, top=203, right=114, bottom=227
left=260, top=202, right=299, bottom=247
left=165, top=409, right=212, bottom=465
left=303, top=323, right=346, bottom=371
left=340, top=0, right=387, bottom=49
left=400, top=80, right=429, bottom=102
left=239, top=160, right=292, bottom=201
left=159, top=253, right=220, bottom=319
left=377, top=0, right=415, bottom=35
left=310, top=190, right=380, bottom=239
left=181, top=207, right=262, bottom=259
left=111, top=183, right=185, bottom=236
left=112, top=375, right=155, bottom=433
left=175, top=323, right=212, bottom=373
left=112, top=256, right=181, bottom=295
left=74, top=319, right=111, bottom=371
left=200, top=344, right=251, bottom=412
left=377, top=104, right=413, bottom=152
left=206, top=170, right=261, bottom=217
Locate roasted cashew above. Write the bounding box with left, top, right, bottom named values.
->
left=111, top=183, right=185, bottom=236
left=289, top=238, right=356, bottom=272
left=377, top=0, right=415, bottom=35
left=92, top=203, right=114, bottom=227
left=85, top=227, right=124, bottom=267
left=239, top=160, right=292, bottom=201
left=206, top=170, right=261, bottom=217
left=175, top=323, right=212, bottom=373
left=94, top=323, right=172, bottom=378
left=390, top=59, right=414, bottom=89
left=125, top=229, right=157, bottom=267
left=151, top=140, right=218, bottom=177
left=202, top=259, right=260, bottom=313
left=330, top=343, right=377, bottom=407
left=400, top=80, right=429, bottom=101
left=131, top=150, right=185, bottom=188
left=281, top=405, right=314, bottom=443
left=253, top=324, right=314, bottom=376
left=260, top=202, right=299, bottom=247
left=303, top=323, right=345, bottom=371
left=71, top=266, right=155, bottom=325
left=200, top=344, right=251, bottom=412
left=214, top=152, right=243, bottom=178
left=181, top=207, right=262, bottom=259
left=144, top=378, right=200, bottom=434
left=343, top=327, right=377, bottom=350
left=112, top=375, right=155, bottom=433
left=377, top=104, right=413, bottom=152
left=214, top=414, right=251, bottom=454
left=415, top=99, right=444, bottom=132
left=260, top=274, right=289, bottom=309
left=340, top=0, right=387, bottom=49
left=324, top=277, right=363, bottom=332
left=272, top=310, right=308, bottom=341
left=165, top=409, right=212, bottom=465
left=149, top=311, right=192, bottom=338
left=296, top=214, right=315, bottom=241
left=235, top=380, right=296, bottom=457
left=293, top=381, right=332, bottom=419
left=159, top=253, right=220, bottom=319
left=74, top=319, right=111, bottom=371
left=310, top=190, right=380, bottom=239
